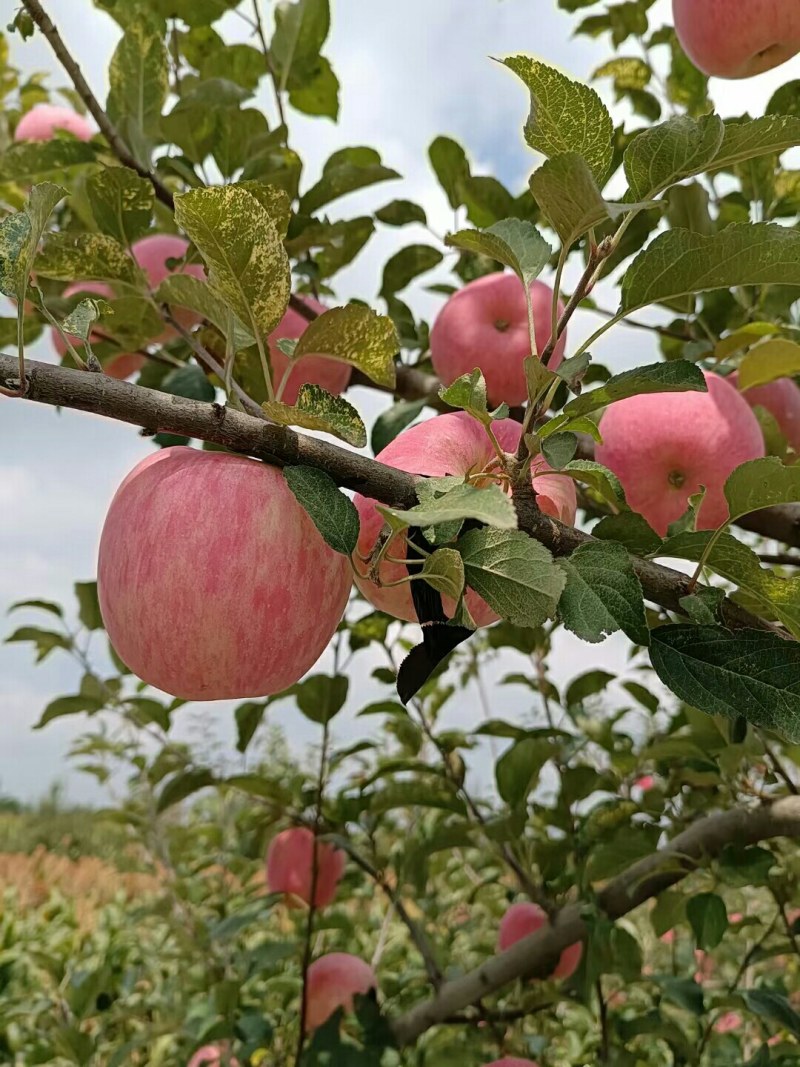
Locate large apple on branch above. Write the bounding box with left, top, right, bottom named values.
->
left=673, top=0, right=800, bottom=78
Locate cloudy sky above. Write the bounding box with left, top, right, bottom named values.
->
left=2, top=0, right=798, bottom=803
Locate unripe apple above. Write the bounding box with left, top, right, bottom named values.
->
left=729, top=371, right=800, bottom=452
left=595, top=371, right=765, bottom=536
left=498, top=902, right=583, bottom=981
left=97, top=448, right=352, bottom=700
left=266, top=827, right=345, bottom=908
left=430, top=274, right=566, bottom=408
left=14, top=104, right=93, bottom=142
left=130, top=234, right=205, bottom=341
left=353, top=411, right=577, bottom=625
left=187, top=1045, right=240, bottom=1067
left=269, top=296, right=352, bottom=404
left=304, top=953, right=377, bottom=1031
left=672, top=0, right=800, bottom=78
left=50, top=281, right=145, bottom=380
left=482, top=1060, right=540, bottom=1067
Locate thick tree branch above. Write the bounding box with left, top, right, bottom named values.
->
left=20, top=0, right=176, bottom=212
left=391, top=797, right=800, bottom=1046
left=0, top=354, right=782, bottom=638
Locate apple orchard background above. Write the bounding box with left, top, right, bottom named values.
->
left=0, top=0, right=798, bottom=809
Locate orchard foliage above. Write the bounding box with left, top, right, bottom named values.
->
left=2, top=0, right=800, bottom=1064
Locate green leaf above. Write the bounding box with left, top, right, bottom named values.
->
left=61, top=298, right=110, bottom=344
left=106, top=17, right=168, bottom=167
left=175, top=185, right=290, bottom=341
left=496, top=736, right=555, bottom=806
left=0, top=184, right=65, bottom=306
left=428, top=135, right=470, bottom=210
left=0, top=140, right=97, bottom=182
left=621, top=223, right=800, bottom=314
left=743, top=990, right=800, bottom=1039
left=292, top=304, right=398, bottom=389
left=381, top=244, right=443, bottom=296
left=288, top=55, right=339, bottom=120
left=157, top=769, right=215, bottom=813
left=593, top=512, right=662, bottom=555
left=446, top=219, right=551, bottom=289
left=375, top=199, right=427, bottom=227
left=75, top=581, right=103, bottom=631
left=231, top=181, right=292, bottom=238
left=371, top=398, right=425, bottom=454
left=557, top=541, right=649, bottom=645
left=8, top=599, right=64, bottom=618
left=300, top=160, right=400, bottom=215
left=687, top=892, right=728, bottom=950
left=438, top=369, right=509, bottom=426
left=283, top=465, right=359, bottom=556
left=738, top=339, right=800, bottom=390
left=379, top=481, right=517, bottom=532
left=5, top=625, right=71, bottom=662
left=271, top=0, right=330, bottom=87
left=234, top=701, right=267, bottom=753
left=35, top=694, right=105, bottom=729
left=86, top=167, right=154, bottom=245
left=566, top=669, right=615, bottom=707
left=262, top=383, right=366, bottom=448
left=290, top=673, right=348, bottom=724
left=649, top=624, right=800, bottom=741
left=661, top=530, right=800, bottom=641
left=562, top=459, right=627, bottom=510
left=35, top=231, right=146, bottom=290
left=541, top=432, right=578, bottom=470
left=210, top=108, right=270, bottom=178
left=421, top=549, right=465, bottom=600
left=503, top=55, right=614, bottom=183
left=531, top=152, right=649, bottom=247
left=712, top=115, right=800, bottom=174
left=155, top=275, right=253, bottom=348
left=724, top=457, right=800, bottom=522
left=623, top=114, right=724, bottom=201
left=161, top=364, right=216, bottom=402
left=457, top=527, right=566, bottom=628
left=563, top=360, right=706, bottom=417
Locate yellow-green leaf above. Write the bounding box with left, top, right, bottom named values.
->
left=262, top=383, right=366, bottom=447
left=292, top=304, right=398, bottom=389
left=738, top=339, right=800, bottom=391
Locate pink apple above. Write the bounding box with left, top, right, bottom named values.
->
left=660, top=929, right=675, bottom=944
left=130, top=234, right=205, bottom=341
left=304, top=954, right=377, bottom=1031
left=14, top=104, right=93, bottom=142
left=266, top=827, right=345, bottom=908
left=595, top=371, right=765, bottom=537
left=187, top=1045, right=239, bottom=1067
left=673, top=0, right=800, bottom=79
left=498, top=902, right=583, bottom=981
left=635, top=775, right=655, bottom=792
left=430, top=274, right=567, bottom=408
left=353, top=411, right=577, bottom=625
left=50, top=281, right=145, bottom=380
left=269, top=296, right=352, bottom=404
left=714, top=1011, right=743, bottom=1034
left=729, top=371, right=800, bottom=452
left=97, top=448, right=352, bottom=700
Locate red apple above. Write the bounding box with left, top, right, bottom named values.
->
left=729, top=371, right=800, bottom=452
left=304, top=954, right=377, bottom=1031
left=268, top=296, right=352, bottom=404
left=14, top=104, right=93, bottom=142
left=498, top=902, right=583, bottom=981
left=266, top=827, right=345, bottom=908
left=187, top=1045, right=239, bottom=1067
left=353, top=411, right=577, bottom=626
left=595, top=371, right=765, bottom=536
left=97, top=448, right=352, bottom=700
left=672, top=0, right=800, bottom=78
left=634, top=775, right=655, bottom=792
left=50, top=281, right=145, bottom=380
left=430, top=274, right=566, bottom=408
left=130, top=234, right=205, bottom=341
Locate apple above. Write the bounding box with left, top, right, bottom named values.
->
left=498, top=902, right=583, bottom=981
left=672, top=0, right=800, bottom=78
left=266, top=827, right=345, bottom=908
left=97, top=448, right=352, bottom=700
left=187, top=1045, right=239, bottom=1067
left=130, top=234, right=205, bottom=341
left=50, top=281, right=145, bottom=380
left=729, top=371, right=800, bottom=452
left=595, top=371, right=765, bottom=537
left=353, top=411, right=577, bottom=626
left=482, top=1060, right=540, bottom=1067
left=714, top=1011, right=743, bottom=1034
left=304, top=953, right=377, bottom=1031
left=430, top=274, right=566, bottom=408
left=269, top=296, right=352, bottom=404
left=14, top=104, right=93, bottom=142
left=634, top=775, right=655, bottom=792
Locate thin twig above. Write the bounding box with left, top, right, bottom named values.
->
left=760, top=732, right=799, bottom=796
left=20, top=0, right=176, bottom=211
left=251, top=0, right=288, bottom=131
